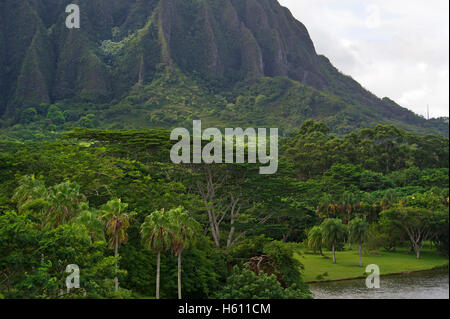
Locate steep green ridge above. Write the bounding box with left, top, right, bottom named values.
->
left=0, top=0, right=448, bottom=136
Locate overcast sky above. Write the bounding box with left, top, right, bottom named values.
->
left=279, top=0, right=449, bottom=118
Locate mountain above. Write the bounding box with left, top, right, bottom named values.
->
left=0, top=0, right=448, bottom=136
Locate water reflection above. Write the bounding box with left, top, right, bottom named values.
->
left=310, top=270, right=449, bottom=299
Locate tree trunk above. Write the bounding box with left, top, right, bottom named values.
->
left=178, top=251, right=182, bottom=300
left=199, top=166, right=221, bottom=248
left=226, top=196, right=240, bottom=248
left=114, top=237, right=119, bottom=293
left=227, top=225, right=235, bottom=248
left=207, top=209, right=220, bottom=247
left=416, top=245, right=421, bottom=259
left=156, top=251, right=161, bottom=299
left=359, top=244, right=362, bottom=267
left=332, top=242, right=336, bottom=264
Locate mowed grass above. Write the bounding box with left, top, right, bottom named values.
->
left=296, top=246, right=449, bottom=283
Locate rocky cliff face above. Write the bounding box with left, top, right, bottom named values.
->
left=0, top=0, right=344, bottom=111
left=0, top=0, right=446, bottom=136
left=166, top=0, right=327, bottom=86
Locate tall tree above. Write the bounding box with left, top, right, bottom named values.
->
left=380, top=207, right=445, bottom=259
left=307, top=226, right=323, bottom=255
left=321, top=219, right=346, bottom=264
left=140, top=209, right=172, bottom=299
left=348, top=218, right=369, bottom=267
left=100, top=198, right=134, bottom=292
left=12, top=175, right=47, bottom=214
left=45, top=181, right=87, bottom=228
left=168, top=207, right=200, bottom=299
left=74, top=208, right=105, bottom=243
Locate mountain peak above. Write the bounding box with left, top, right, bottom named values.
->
left=0, top=0, right=447, bottom=136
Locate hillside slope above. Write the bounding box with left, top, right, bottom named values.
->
left=0, top=0, right=447, bottom=136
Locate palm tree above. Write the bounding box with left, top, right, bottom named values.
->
left=45, top=181, right=87, bottom=228
left=321, top=218, right=346, bottom=264
left=140, top=209, right=172, bottom=299
left=12, top=175, right=48, bottom=214
left=317, top=194, right=333, bottom=219
left=380, top=190, right=398, bottom=210
left=348, top=218, right=369, bottom=267
left=307, top=226, right=323, bottom=255
left=168, top=207, right=200, bottom=299
left=341, top=191, right=358, bottom=224
left=74, top=206, right=105, bottom=243
left=100, top=198, right=134, bottom=293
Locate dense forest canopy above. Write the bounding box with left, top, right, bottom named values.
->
left=0, top=0, right=448, bottom=300
left=0, top=121, right=448, bottom=298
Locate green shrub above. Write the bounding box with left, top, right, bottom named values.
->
left=63, top=110, right=79, bottom=122
left=47, top=105, right=65, bottom=125
left=20, top=108, right=38, bottom=124
left=78, top=114, right=98, bottom=128
left=216, top=266, right=312, bottom=299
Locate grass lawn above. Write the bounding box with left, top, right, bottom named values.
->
left=296, top=246, right=449, bottom=283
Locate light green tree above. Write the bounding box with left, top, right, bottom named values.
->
left=100, top=198, right=134, bottom=292
left=380, top=207, right=444, bottom=259
left=321, top=218, right=347, bottom=264
left=168, top=207, right=200, bottom=299
left=348, top=218, right=369, bottom=267
left=140, top=209, right=172, bottom=299
left=45, top=181, right=87, bottom=228
left=12, top=175, right=48, bottom=214
left=307, top=226, right=323, bottom=255
left=74, top=208, right=105, bottom=243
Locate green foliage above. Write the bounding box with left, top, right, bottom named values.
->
left=20, top=108, right=38, bottom=124
left=0, top=124, right=448, bottom=299
left=0, top=211, right=117, bottom=298
left=380, top=207, right=448, bottom=258
left=366, top=221, right=404, bottom=252
left=348, top=218, right=369, bottom=245
left=1, top=0, right=447, bottom=300
left=45, top=181, right=87, bottom=228
left=262, top=241, right=304, bottom=288
left=307, top=226, right=323, bottom=254
left=78, top=114, right=97, bottom=128
left=47, top=105, right=65, bottom=126
left=321, top=218, right=347, bottom=263
left=348, top=217, right=369, bottom=266
left=63, top=110, right=79, bottom=122
left=120, top=235, right=222, bottom=299
left=282, top=122, right=449, bottom=180
left=141, top=209, right=173, bottom=254
left=169, top=206, right=201, bottom=255
left=321, top=219, right=347, bottom=247
left=216, top=266, right=312, bottom=299
left=100, top=198, right=135, bottom=254
left=74, top=209, right=105, bottom=243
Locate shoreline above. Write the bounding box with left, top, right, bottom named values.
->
left=306, top=265, right=449, bottom=284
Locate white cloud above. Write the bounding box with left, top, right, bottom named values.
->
left=279, top=0, right=449, bottom=118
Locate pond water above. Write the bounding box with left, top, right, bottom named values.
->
left=310, top=270, right=449, bottom=299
